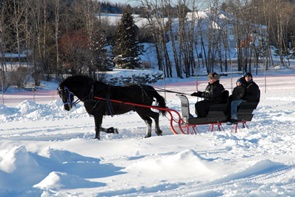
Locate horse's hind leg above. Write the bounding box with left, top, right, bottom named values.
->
left=138, top=115, right=153, bottom=138
left=150, top=111, right=162, bottom=136
left=144, top=118, right=153, bottom=138
left=138, top=110, right=162, bottom=137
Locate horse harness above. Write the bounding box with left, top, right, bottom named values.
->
left=58, top=83, right=154, bottom=115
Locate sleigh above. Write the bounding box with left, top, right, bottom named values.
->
left=88, top=93, right=259, bottom=135
left=170, top=92, right=259, bottom=134
left=58, top=75, right=259, bottom=139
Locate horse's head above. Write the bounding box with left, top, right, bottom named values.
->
left=57, top=84, right=75, bottom=111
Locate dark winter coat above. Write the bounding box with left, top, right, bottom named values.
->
left=243, top=80, right=260, bottom=102
left=231, top=85, right=245, bottom=100
left=200, top=81, right=225, bottom=104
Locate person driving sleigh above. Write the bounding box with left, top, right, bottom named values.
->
left=191, top=72, right=225, bottom=118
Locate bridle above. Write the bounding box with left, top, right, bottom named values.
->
left=57, top=85, right=79, bottom=110
left=57, top=82, right=98, bottom=110
left=57, top=81, right=112, bottom=112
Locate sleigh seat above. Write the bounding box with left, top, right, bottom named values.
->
left=176, top=92, right=259, bottom=130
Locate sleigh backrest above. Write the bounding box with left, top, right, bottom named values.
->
left=176, top=94, right=192, bottom=122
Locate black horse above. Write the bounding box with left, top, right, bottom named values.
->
left=57, top=75, right=167, bottom=139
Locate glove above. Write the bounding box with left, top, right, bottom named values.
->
left=191, top=91, right=203, bottom=97
left=191, top=92, right=197, bottom=96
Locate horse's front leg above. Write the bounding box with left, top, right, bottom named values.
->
left=94, top=114, right=103, bottom=139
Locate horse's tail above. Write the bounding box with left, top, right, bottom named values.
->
left=149, top=87, right=167, bottom=116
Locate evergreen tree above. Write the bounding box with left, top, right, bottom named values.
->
left=112, top=10, right=143, bottom=69
left=92, top=31, right=114, bottom=72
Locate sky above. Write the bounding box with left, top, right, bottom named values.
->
left=105, top=0, right=211, bottom=9
left=106, top=0, right=140, bottom=6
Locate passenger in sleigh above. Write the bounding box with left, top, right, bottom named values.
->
left=191, top=72, right=226, bottom=118
left=228, top=72, right=260, bottom=124
left=227, top=77, right=246, bottom=124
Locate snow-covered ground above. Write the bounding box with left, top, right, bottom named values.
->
left=1, top=68, right=295, bottom=197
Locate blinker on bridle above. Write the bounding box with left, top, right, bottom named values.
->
left=58, top=86, right=79, bottom=107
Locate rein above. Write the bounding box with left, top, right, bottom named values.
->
left=93, top=95, right=167, bottom=111
left=73, top=83, right=104, bottom=104
left=154, top=87, right=190, bottom=96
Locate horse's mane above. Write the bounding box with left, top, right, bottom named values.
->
left=70, top=75, right=93, bottom=82
left=61, top=75, right=94, bottom=86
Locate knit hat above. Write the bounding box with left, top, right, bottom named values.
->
left=244, top=72, right=252, bottom=78
left=208, top=72, right=220, bottom=80
left=236, top=78, right=243, bottom=84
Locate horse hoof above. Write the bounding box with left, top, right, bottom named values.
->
left=106, top=127, right=119, bottom=134
left=106, top=127, right=114, bottom=133
left=144, top=135, right=151, bottom=138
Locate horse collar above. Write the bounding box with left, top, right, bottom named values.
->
left=82, top=82, right=96, bottom=102
left=89, top=83, right=95, bottom=98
